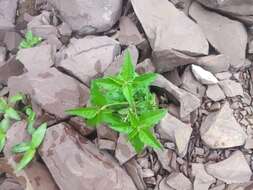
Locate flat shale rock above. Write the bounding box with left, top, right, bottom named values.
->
left=190, top=2, right=247, bottom=69
left=8, top=68, right=89, bottom=118
left=206, top=151, right=252, bottom=184
left=50, top=0, right=122, bottom=35
left=57, top=36, right=120, bottom=86
left=131, top=0, right=208, bottom=56
left=166, top=172, right=192, bottom=190
left=0, top=0, right=18, bottom=29
left=0, top=177, right=23, bottom=190
left=200, top=102, right=247, bottom=149
left=157, top=113, right=192, bottom=157
left=219, top=79, right=244, bottom=97
left=191, top=64, right=218, bottom=85
left=206, top=84, right=226, bottom=101
left=39, top=123, right=137, bottom=190
left=17, top=44, right=55, bottom=73
left=0, top=46, right=6, bottom=62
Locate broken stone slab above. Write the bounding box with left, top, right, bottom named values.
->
left=39, top=123, right=137, bottom=190
left=97, top=139, right=116, bottom=151
left=181, top=66, right=206, bottom=98
left=215, top=72, right=232, bottom=81
left=196, top=54, right=230, bottom=74
left=219, top=80, right=244, bottom=98
left=154, top=149, right=173, bottom=172
left=164, top=69, right=182, bottom=87
left=57, top=36, right=120, bottom=86
left=3, top=32, right=22, bottom=51
left=131, top=0, right=208, bottom=56
left=205, top=150, right=252, bottom=184
left=124, top=159, right=147, bottom=190
left=189, top=2, right=247, bottom=69
left=0, top=177, right=23, bottom=190
left=153, top=74, right=201, bottom=118
left=115, top=134, right=136, bottom=165
left=135, top=59, right=155, bottom=74
left=0, top=0, right=18, bottom=29
left=200, top=102, right=247, bottom=149
left=119, top=16, right=144, bottom=46
left=157, top=113, right=192, bottom=157
left=191, top=163, right=216, bottom=190
left=8, top=68, right=89, bottom=119
left=17, top=44, right=55, bottom=74
left=97, top=124, right=118, bottom=142
left=166, top=172, right=192, bottom=190
left=2, top=121, right=59, bottom=190
left=191, top=65, right=218, bottom=85
left=68, top=117, right=95, bottom=137
left=49, top=0, right=122, bottom=35
left=206, top=84, right=226, bottom=101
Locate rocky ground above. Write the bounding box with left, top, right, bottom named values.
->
left=1, top=0, right=253, bottom=190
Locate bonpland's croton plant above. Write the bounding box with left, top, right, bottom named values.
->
left=19, top=31, right=42, bottom=49
left=66, top=52, right=166, bottom=153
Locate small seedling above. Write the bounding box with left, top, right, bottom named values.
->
left=66, top=52, right=166, bottom=153
left=0, top=93, right=24, bottom=152
left=19, top=31, right=42, bottom=49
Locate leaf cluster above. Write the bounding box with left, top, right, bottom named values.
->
left=66, top=52, right=166, bottom=153
left=19, top=31, right=42, bottom=49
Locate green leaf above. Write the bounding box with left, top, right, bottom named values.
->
left=122, top=85, right=134, bottom=106
left=139, top=109, right=166, bottom=127
left=66, top=107, right=98, bottom=119
left=16, top=148, right=36, bottom=171
left=128, top=111, right=139, bottom=127
left=0, top=98, right=8, bottom=112
left=102, top=113, right=131, bottom=133
left=9, top=93, right=24, bottom=104
left=0, top=118, right=10, bottom=132
left=128, top=132, right=144, bottom=153
left=26, top=107, right=36, bottom=135
left=139, top=129, right=162, bottom=149
left=133, top=73, right=157, bottom=86
left=120, top=51, right=135, bottom=81
left=25, top=31, right=33, bottom=41
left=12, top=142, right=31, bottom=153
left=5, top=108, right=20, bottom=120
left=90, top=82, right=107, bottom=106
left=95, top=77, right=122, bottom=90
left=31, top=123, right=47, bottom=148
left=0, top=133, right=6, bottom=152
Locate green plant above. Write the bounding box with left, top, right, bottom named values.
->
left=0, top=93, right=24, bottom=152
left=66, top=52, right=166, bottom=153
left=19, top=31, right=42, bottom=49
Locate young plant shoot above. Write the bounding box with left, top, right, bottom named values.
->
left=66, top=52, right=166, bottom=153
left=19, top=31, right=42, bottom=49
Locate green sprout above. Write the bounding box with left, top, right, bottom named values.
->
left=19, top=31, right=42, bottom=49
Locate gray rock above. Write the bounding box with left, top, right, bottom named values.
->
left=219, top=80, right=244, bottom=97
left=3, top=32, right=22, bottom=51
left=181, top=66, right=206, bottom=98
left=39, top=123, right=137, bottom=190
left=166, top=172, right=192, bottom=190
left=189, top=2, right=247, bottom=69
left=136, top=59, right=155, bottom=74
left=164, top=69, right=182, bottom=87
left=215, top=72, right=232, bottom=81
left=97, top=124, right=118, bottom=142
left=57, top=36, right=120, bottom=86
left=8, top=68, right=89, bottom=119
left=119, top=16, right=144, bottom=46
left=58, top=22, right=72, bottom=36
left=131, top=0, right=208, bottom=56
left=153, top=75, right=201, bottom=118
left=191, top=65, right=218, bottom=85
left=0, top=0, right=18, bottom=29
left=248, top=40, right=253, bottom=54
left=157, top=113, right=192, bottom=157
left=50, top=0, right=122, bottom=35
left=206, top=84, right=226, bottom=101
left=192, top=163, right=216, bottom=190
left=97, top=139, right=116, bottom=151
left=158, top=178, right=174, bottom=190
left=206, top=151, right=252, bottom=184
left=17, top=44, right=55, bottom=73
left=196, top=55, right=230, bottom=74
left=200, top=102, right=247, bottom=149
left=0, top=177, right=23, bottom=190
left=154, top=149, right=173, bottom=172
left=115, top=134, right=136, bottom=165
left=0, top=46, right=6, bottom=62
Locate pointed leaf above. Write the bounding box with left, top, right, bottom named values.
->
left=102, top=113, right=131, bottom=133
left=0, top=118, right=10, bottom=132
left=139, top=109, right=166, bottom=127
left=16, top=148, right=36, bottom=171
left=133, top=73, right=157, bottom=86
left=128, top=132, right=145, bottom=153
left=25, top=31, right=33, bottom=41
left=9, top=93, right=24, bottom=104
left=0, top=134, right=6, bottom=152
left=26, top=107, right=36, bottom=135
left=0, top=98, right=8, bottom=112
left=66, top=107, right=98, bottom=119
left=12, top=142, right=31, bottom=153
left=122, top=85, right=134, bottom=106
left=5, top=108, right=20, bottom=120
left=31, top=123, right=47, bottom=148
left=90, top=82, right=107, bottom=106
left=139, top=129, right=162, bottom=149
left=120, top=51, right=135, bottom=81
left=95, top=77, right=122, bottom=90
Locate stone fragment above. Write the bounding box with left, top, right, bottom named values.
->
left=191, top=65, right=218, bottom=85
left=248, top=40, right=253, bottom=54
left=58, top=22, right=72, bottom=36
left=3, top=32, right=22, bottom=51
left=164, top=69, right=182, bottom=87
left=0, top=46, right=6, bottom=62
left=200, top=102, right=247, bottom=149
left=97, top=139, right=116, bottom=151
left=219, top=80, right=244, bottom=97
left=17, top=44, right=55, bottom=73
left=39, top=123, right=137, bottom=190
left=154, top=149, right=173, bottom=172
left=115, top=134, right=136, bottom=165
left=166, top=172, right=192, bottom=190
left=192, top=163, right=216, bottom=190
left=206, top=151, right=252, bottom=184
left=0, top=0, right=18, bottom=29
left=57, top=36, right=120, bottom=86
left=68, top=117, right=95, bottom=136
left=181, top=66, right=206, bottom=98
left=50, top=0, right=122, bottom=35
left=157, top=113, right=192, bottom=157
left=158, top=178, right=174, bottom=190
left=8, top=68, right=89, bottom=118
left=206, top=84, right=226, bottom=101
left=97, top=124, right=118, bottom=142
left=215, top=72, right=232, bottom=81
left=131, top=0, right=208, bottom=55
left=196, top=55, right=230, bottom=74
left=136, top=59, right=155, bottom=74
left=190, top=2, right=247, bottom=69
left=119, top=16, right=144, bottom=46
left=153, top=75, right=201, bottom=118
left=0, top=177, right=23, bottom=190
